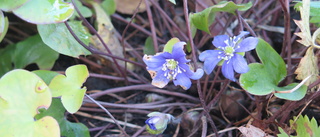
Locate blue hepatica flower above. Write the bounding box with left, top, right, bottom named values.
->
left=143, top=41, right=203, bottom=90
left=145, top=112, right=174, bottom=134
left=199, top=31, right=258, bottom=81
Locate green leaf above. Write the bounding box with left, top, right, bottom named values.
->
left=163, top=37, right=181, bottom=53
left=33, top=70, right=60, bottom=85
left=295, top=1, right=320, bottom=23
left=38, top=21, right=91, bottom=58
left=0, top=35, right=59, bottom=77
left=67, top=0, right=92, bottom=19
left=144, top=36, right=155, bottom=55
left=0, top=0, right=29, bottom=11
left=290, top=115, right=320, bottom=137
left=190, top=1, right=252, bottom=33
left=49, top=65, right=89, bottom=113
left=240, top=39, right=307, bottom=100
left=274, top=83, right=307, bottom=101
left=0, top=69, right=59, bottom=136
left=14, top=34, right=59, bottom=69
left=277, top=127, right=290, bottom=137
left=0, top=11, right=9, bottom=43
left=240, top=39, right=286, bottom=95
left=101, top=0, right=116, bottom=15
left=0, top=44, right=15, bottom=76
left=12, top=0, right=74, bottom=24
left=35, top=98, right=90, bottom=137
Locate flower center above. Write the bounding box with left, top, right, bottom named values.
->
left=165, top=59, right=178, bottom=70
left=224, top=46, right=234, bottom=55
left=162, top=59, right=185, bottom=80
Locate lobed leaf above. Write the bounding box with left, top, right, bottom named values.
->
left=49, top=65, right=89, bottom=113
left=240, top=39, right=307, bottom=100
left=294, top=0, right=312, bottom=47
left=290, top=115, right=320, bottom=137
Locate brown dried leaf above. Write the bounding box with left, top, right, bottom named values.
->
left=114, top=0, right=157, bottom=15
left=238, top=125, right=273, bottom=137
left=294, top=0, right=312, bottom=47
left=90, top=1, right=125, bottom=67
left=294, top=47, right=319, bottom=87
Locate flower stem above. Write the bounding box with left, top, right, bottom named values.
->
left=182, top=0, right=218, bottom=136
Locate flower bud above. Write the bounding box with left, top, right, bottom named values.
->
left=145, top=112, right=174, bottom=134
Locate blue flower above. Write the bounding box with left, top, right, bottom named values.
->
left=143, top=41, right=203, bottom=90
left=199, top=31, right=258, bottom=81
left=145, top=112, right=174, bottom=134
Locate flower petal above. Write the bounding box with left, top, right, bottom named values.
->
left=199, top=50, right=220, bottom=61
left=146, top=117, right=160, bottom=130
left=173, top=73, right=192, bottom=90
left=212, top=35, right=229, bottom=49
left=172, top=42, right=186, bottom=59
left=222, top=61, right=236, bottom=81
left=189, top=68, right=204, bottom=80
left=143, top=52, right=171, bottom=70
left=235, top=37, right=258, bottom=52
left=233, top=31, right=249, bottom=42
left=176, top=56, right=189, bottom=64
left=151, top=70, right=170, bottom=88
left=232, top=54, right=249, bottom=73
left=203, top=57, right=221, bottom=74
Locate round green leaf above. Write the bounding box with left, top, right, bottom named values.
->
left=12, top=0, right=74, bottom=24
left=240, top=39, right=287, bottom=95
left=49, top=65, right=89, bottom=113
left=38, top=21, right=91, bottom=58
left=0, top=69, right=59, bottom=136
left=0, top=0, right=29, bottom=11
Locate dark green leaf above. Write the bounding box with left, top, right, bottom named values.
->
left=190, top=1, right=252, bottom=33
left=101, top=0, right=116, bottom=15
left=144, top=37, right=155, bottom=55
left=0, top=35, right=59, bottom=77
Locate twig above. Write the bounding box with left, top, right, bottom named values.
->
left=144, top=0, right=158, bottom=52
left=279, top=0, right=292, bottom=83
left=201, top=116, right=208, bottom=137
left=71, top=0, right=129, bottom=84
left=182, top=0, right=218, bottom=136
left=84, top=94, right=130, bottom=136
left=76, top=111, right=142, bottom=129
